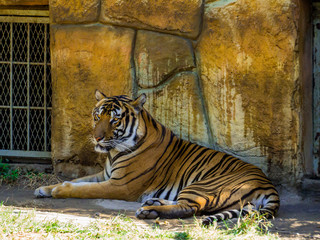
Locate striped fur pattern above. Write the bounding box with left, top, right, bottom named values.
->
left=34, top=90, right=280, bottom=225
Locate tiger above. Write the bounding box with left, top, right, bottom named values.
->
left=34, top=90, right=280, bottom=225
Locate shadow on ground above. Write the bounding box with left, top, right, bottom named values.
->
left=1, top=186, right=319, bottom=239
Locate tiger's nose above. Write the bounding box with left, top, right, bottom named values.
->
left=95, top=136, right=104, bottom=142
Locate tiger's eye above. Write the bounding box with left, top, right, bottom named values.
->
left=114, top=118, right=119, bottom=122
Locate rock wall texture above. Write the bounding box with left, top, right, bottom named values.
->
left=50, top=0, right=306, bottom=184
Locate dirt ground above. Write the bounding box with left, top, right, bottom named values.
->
left=0, top=186, right=320, bottom=239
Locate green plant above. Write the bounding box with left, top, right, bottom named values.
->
left=0, top=204, right=279, bottom=240
left=0, top=158, right=59, bottom=187
left=0, top=158, right=20, bottom=183
left=0, top=157, right=10, bottom=175
left=225, top=210, right=273, bottom=236
left=174, top=231, right=191, bottom=240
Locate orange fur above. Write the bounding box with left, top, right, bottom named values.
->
left=35, top=91, right=279, bottom=225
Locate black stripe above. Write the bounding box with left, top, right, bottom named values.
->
left=111, top=171, right=134, bottom=180
left=151, top=118, right=158, bottom=131
left=201, top=159, right=225, bottom=179
left=217, top=187, right=277, bottom=213
left=105, top=168, right=110, bottom=178
left=196, top=151, right=219, bottom=171
left=177, top=198, right=201, bottom=210
left=266, top=200, right=280, bottom=204
left=264, top=192, right=279, bottom=199
left=119, top=133, right=175, bottom=185
left=230, top=210, right=239, bottom=218
left=128, top=116, right=136, bottom=135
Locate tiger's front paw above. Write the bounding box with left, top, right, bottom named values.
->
left=51, top=182, right=72, bottom=198
left=135, top=207, right=159, bottom=219
left=34, top=186, right=53, bottom=198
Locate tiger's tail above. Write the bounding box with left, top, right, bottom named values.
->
left=202, top=195, right=280, bottom=226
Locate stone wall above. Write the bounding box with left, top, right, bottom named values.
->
left=50, top=0, right=306, bottom=184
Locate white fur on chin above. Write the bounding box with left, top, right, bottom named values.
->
left=94, top=145, right=109, bottom=153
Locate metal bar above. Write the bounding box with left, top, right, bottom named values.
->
left=0, top=61, right=46, bottom=65
left=0, top=16, right=49, bottom=24
left=9, top=22, right=13, bottom=150
left=43, top=23, right=47, bottom=151
left=0, top=150, right=51, bottom=158
left=0, top=106, right=52, bottom=110
left=2, top=20, right=52, bottom=159
left=0, top=9, right=49, bottom=17
left=27, top=22, right=30, bottom=151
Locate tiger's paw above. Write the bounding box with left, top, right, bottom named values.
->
left=34, top=186, right=52, bottom=198
left=141, top=198, right=176, bottom=207
left=51, top=182, right=72, bottom=198
left=135, top=207, right=159, bottom=219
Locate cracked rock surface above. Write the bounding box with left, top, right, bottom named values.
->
left=50, top=0, right=305, bottom=184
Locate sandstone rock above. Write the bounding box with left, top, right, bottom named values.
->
left=139, top=72, right=210, bottom=147
left=50, top=0, right=99, bottom=23
left=100, top=0, right=203, bottom=38
left=46, top=0, right=305, bottom=184
left=50, top=25, right=134, bottom=173
left=196, top=0, right=300, bottom=180
left=135, top=30, right=195, bottom=88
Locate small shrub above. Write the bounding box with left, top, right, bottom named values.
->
left=224, top=210, right=273, bottom=236
left=0, top=157, right=59, bottom=188
left=0, top=158, right=20, bottom=183
left=174, top=231, right=191, bottom=240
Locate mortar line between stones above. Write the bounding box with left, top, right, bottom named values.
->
left=97, top=0, right=102, bottom=21
left=196, top=0, right=206, bottom=40
left=191, top=39, right=216, bottom=150
left=194, top=71, right=216, bottom=150
left=138, top=66, right=196, bottom=90
left=139, top=71, right=195, bottom=93
left=131, top=30, right=138, bottom=98
left=99, top=17, right=197, bottom=40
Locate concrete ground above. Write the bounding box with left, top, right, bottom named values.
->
left=0, top=186, right=319, bottom=239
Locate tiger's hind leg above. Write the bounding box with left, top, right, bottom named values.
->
left=136, top=171, right=279, bottom=222
left=136, top=179, right=216, bottom=220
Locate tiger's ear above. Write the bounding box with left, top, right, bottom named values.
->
left=95, top=89, right=107, bottom=101
left=131, top=94, right=146, bottom=112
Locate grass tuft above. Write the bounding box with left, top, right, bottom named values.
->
left=0, top=158, right=20, bottom=184
left=224, top=210, right=273, bottom=236
left=0, top=204, right=279, bottom=239
left=0, top=157, right=59, bottom=189
left=174, top=231, right=191, bottom=240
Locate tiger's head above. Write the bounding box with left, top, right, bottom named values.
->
left=92, top=90, right=146, bottom=153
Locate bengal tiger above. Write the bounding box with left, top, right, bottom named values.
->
left=34, top=90, right=280, bottom=225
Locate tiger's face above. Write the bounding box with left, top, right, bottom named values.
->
left=92, top=90, right=146, bottom=153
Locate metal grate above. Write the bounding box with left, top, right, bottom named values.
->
left=0, top=20, right=51, bottom=159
